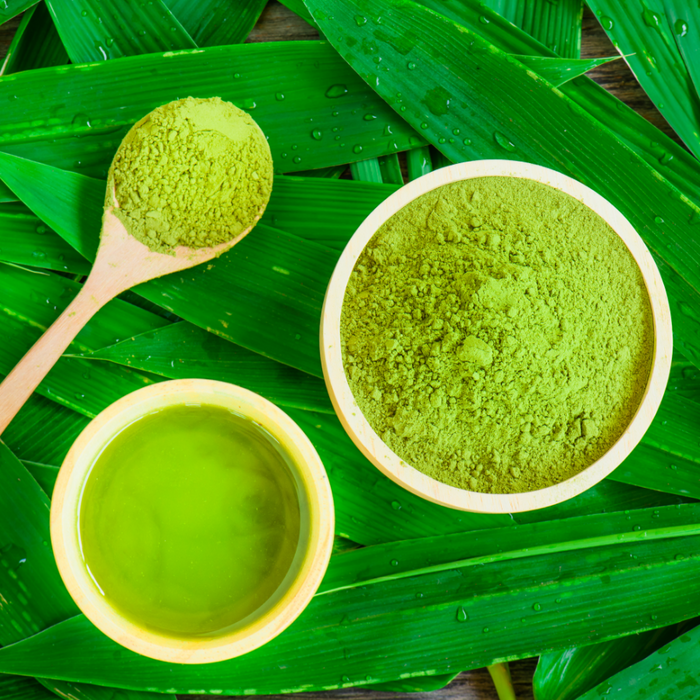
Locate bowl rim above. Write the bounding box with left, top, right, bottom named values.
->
left=319, top=159, right=672, bottom=514
left=50, top=378, right=334, bottom=664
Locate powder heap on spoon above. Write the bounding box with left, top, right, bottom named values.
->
left=108, top=96, right=273, bottom=253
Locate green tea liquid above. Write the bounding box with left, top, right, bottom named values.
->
left=79, top=404, right=301, bottom=638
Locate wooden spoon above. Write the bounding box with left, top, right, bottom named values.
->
left=0, top=114, right=268, bottom=435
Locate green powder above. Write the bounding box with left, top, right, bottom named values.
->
left=341, top=177, right=654, bottom=494
left=79, top=404, right=301, bottom=637
left=108, top=96, right=273, bottom=253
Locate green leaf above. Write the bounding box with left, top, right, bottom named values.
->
left=3, top=392, right=90, bottom=466
left=585, top=0, right=700, bottom=160
left=0, top=0, right=39, bottom=23
left=610, top=444, right=700, bottom=500
left=294, top=165, right=347, bottom=178
left=1, top=2, right=68, bottom=75
left=0, top=152, right=103, bottom=261
left=533, top=622, right=694, bottom=700
left=319, top=504, right=700, bottom=595
left=303, top=0, right=700, bottom=370
left=412, top=0, right=700, bottom=210
left=0, top=42, right=423, bottom=179
left=164, top=0, right=268, bottom=46
left=264, top=175, right=398, bottom=248
left=45, top=0, right=196, bottom=63
left=668, top=352, right=700, bottom=403
left=37, top=679, right=161, bottom=700
left=406, top=145, right=433, bottom=180
left=0, top=441, right=78, bottom=644
left=513, top=54, right=621, bottom=87
left=0, top=676, right=56, bottom=700
left=378, top=152, right=404, bottom=184
left=22, top=461, right=59, bottom=497
left=350, top=158, right=383, bottom=183
left=367, top=672, right=460, bottom=692
left=484, top=0, right=584, bottom=58
left=0, top=202, right=91, bottom=274
left=86, top=321, right=334, bottom=414
left=576, top=622, right=700, bottom=699
left=4, top=507, right=700, bottom=692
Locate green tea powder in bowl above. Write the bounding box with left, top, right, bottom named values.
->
left=109, top=96, right=273, bottom=253
left=340, top=176, right=654, bottom=495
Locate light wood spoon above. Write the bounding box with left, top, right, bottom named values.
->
left=0, top=112, right=269, bottom=435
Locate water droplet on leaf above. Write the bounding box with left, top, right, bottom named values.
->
left=456, top=606, right=468, bottom=622
left=326, top=84, right=349, bottom=98
left=494, top=132, right=516, bottom=151
left=600, top=15, right=614, bottom=30
left=675, top=18, right=688, bottom=36
left=311, top=129, right=322, bottom=140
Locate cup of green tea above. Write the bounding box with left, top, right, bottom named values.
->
left=51, top=379, right=334, bottom=664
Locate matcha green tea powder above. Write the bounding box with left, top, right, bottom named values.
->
left=341, top=177, right=654, bottom=494
left=109, top=96, right=273, bottom=253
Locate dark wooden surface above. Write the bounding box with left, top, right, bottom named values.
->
left=0, top=3, right=682, bottom=699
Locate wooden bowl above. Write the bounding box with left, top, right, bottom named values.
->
left=51, top=379, right=334, bottom=664
left=320, top=160, right=672, bottom=514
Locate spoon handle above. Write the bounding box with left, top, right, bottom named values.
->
left=0, top=279, right=110, bottom=435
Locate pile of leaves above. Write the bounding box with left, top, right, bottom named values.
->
left=1, top=0, right=699, bottom=699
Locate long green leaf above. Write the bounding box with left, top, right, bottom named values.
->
left=0, top=153, right=102, bottom=261
left=378, top=152, right=404, bottom=184
left=533, top=622, right=694, bottom=700
left=0, top=42, right=422, bottom=178
left=264, top=175, right=398, bottom=247
left=514, top=54, right=620, bottom=87
left=485, top=0, right=584, bottom=58
left=320, top=504, right=700, bottom=594
left=0, top=0, right=39, bottom=22
left=668, top=352, right=700, bottom=403
left=303, top=0, right=700, bottom=371
left=586, top=0, right=700, bottom=161
left=413, top=0, right=700, bottom=210
left=4, top=514, right=700, bottom=692
left=85, top=321, right=334, bottom=414
left=0, top=203, right=90, bottom=274
left=0, top=676, right=55, bottom=700
left=406, top=145, right=432, bottom=180
left=367, top=672, right=461, bottom=692
left=576, top=622, right=700, bottom=699
left=0, top=441, right=77, bottom=644
left=37, top=679, right=161, bottom=700
left=1, top=2, right=68, bottom=75
left=164, top=0, right=267, bottom=46
left=22, top=461, right=59, bottom=497
left=611, top=444, right=700, bottom=500
left=2, top=392, right=90, bottom=466
left=45, top=0, right=196, bottom=63
left=350, top=158, right=383, bottom=183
